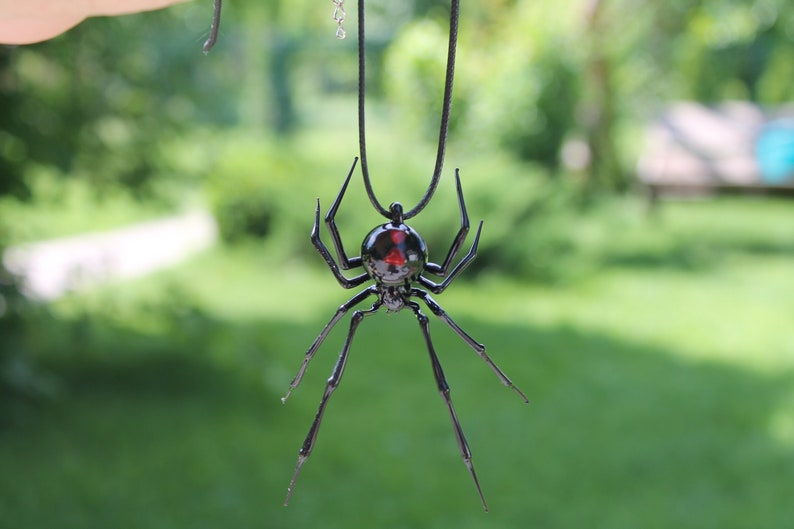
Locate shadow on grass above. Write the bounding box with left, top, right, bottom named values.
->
left=502, top=322, right=794, bottom=529
left=0, top=306, right=792, bottom=529
left=603, top=233, right=794, bottom=272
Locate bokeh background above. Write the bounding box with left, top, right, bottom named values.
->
left=2, top=0, right=794, bottom=527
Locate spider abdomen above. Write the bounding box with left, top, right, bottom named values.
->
left=361, top=223, right=427, bottom=285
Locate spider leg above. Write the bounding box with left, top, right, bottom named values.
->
left=282, top=286, right=378, bottom=403
left=407, top=300, right=489, bottom=512
left=326, top=158, right=364, bottom=270
left=425, top=169, right=470, bottom=277
left=418, top=220, right=483, bottom=295
left=312, top=198, right=369, bottom=289
left=412, top=289, right=529, bottom=404
left=284, top=302, right=382, bottom=506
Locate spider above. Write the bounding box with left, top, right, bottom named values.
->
left=201, top=0, right=526, bottom=512
left=282, top=158, right=528, bottom=511
left=279, top=0, right=528, bottom=512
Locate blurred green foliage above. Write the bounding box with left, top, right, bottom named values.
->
left=385, top=4, right=580, bottom=167
left=0, top=11, right=234, bottom=200
left=1, top=0, right=794, bottom=523
left=3, top=0, right=794, bottom=401
left=3, top=0, right=794, bottom=206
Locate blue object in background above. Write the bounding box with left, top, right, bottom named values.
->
left=756, top=120, right=794, bottom=184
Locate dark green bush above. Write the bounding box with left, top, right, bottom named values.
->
left=209, top=174, right=276, bottom=243
left=205, top=136, right=291, bottom=243
left=0, top=250, right=56, bottom=402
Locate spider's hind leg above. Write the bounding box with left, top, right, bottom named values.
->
left=407, top=301, right=489, bottom=512
left=413, top=289, right=529, bottom=404
left=284, top=302, right=381, bottom=506
left=282, top=286, right=377, bottom=403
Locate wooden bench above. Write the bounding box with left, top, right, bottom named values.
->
left=637, top=101, right=794, bottom=201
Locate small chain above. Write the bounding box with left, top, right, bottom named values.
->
left=332, top=0, right=346, bottom=39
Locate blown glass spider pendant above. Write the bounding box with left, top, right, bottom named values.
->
left=203, top=0, right=527, bottom=513
left=281, top=159, right=528, bottom=511
left=276, top=0, right=528, bottom=512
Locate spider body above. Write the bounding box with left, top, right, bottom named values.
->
left=362, top=206, right=426, bottom=286
left=361, top=218, right=425, bottom=312
left=282, top=159, right=528, bottom=511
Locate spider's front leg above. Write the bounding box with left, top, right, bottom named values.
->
left=281, top=185, right=373, bottom=403
left=284, top=302, right=382, bottom=506
left=418, top=220, right=483, bottom=295
left=325, top=157, right=363, bottom=270
left=425, top=168, right=471, bottom=277
left=311, top=194, right=368, bottom=289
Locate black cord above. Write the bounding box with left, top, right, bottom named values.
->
left=357, top=0, right=389, bottom=217
left=358, top=0, right=460, bottom=220
left=203, top=0, right=222, bottom=53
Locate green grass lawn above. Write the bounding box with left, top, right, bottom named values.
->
left=1, top=197, right=793, bottom=529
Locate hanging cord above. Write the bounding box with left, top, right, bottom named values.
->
left=205, top=0, right=347, bottom=51
left=203, top=0, right=222, bottom=53
left=358, top=0, right=460, bottom=220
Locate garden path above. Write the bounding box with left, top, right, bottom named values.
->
left=3, top=210, right=217, bottom=300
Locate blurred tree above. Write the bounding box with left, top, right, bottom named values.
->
left=0, top=7, right=243, bottom=199
left=578, top=0, right=625, bottom=192
left=385, top=1, right=581, bottom=173
left=3, top=0, right=794, bottom=240
left=268, top=33, right=297, bottom=134
left=384, top=18, right=468, bottom=140
left=0, top=48, right=29, bottom=198
left=0, top=238, right=56, bottom=402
